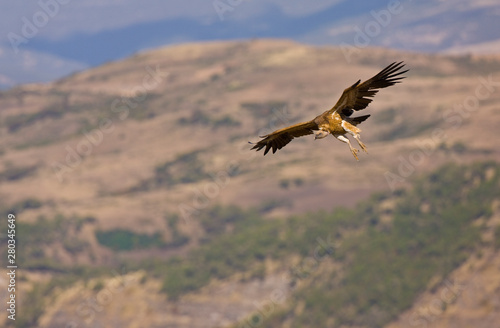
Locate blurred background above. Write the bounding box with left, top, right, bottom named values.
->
left=0, top=0, right=500, bottom=327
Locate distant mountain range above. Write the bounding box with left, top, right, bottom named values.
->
left=1, top=0, right=499, bottom=88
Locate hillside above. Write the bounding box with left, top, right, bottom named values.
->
left=0, top=39, right=500, bottom=327
left=3, top=162, right=500, bottom=328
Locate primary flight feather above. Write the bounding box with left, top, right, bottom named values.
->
left=250, top=62, right=408, bottom=160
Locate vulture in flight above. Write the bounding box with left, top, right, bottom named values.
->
left=250, top=62, right=408, bottom=160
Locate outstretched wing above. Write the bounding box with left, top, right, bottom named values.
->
left=250, top=120, right=318, bottom=155
left=328, top=61, right=407, bottom=116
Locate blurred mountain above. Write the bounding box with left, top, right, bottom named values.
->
left=2, top=0, right=500, bottom=87
left=0, top=39, right=499, bottom=327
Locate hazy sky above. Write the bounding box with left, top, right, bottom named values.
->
left=0, top=0, right=343, bottom=87
left=0, top=0, right=498, bottom=88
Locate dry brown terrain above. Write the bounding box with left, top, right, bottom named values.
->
left=0, top=39, right=499, bottom=327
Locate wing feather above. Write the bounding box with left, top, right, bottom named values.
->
left=328, top=61, right=407, bottom=115
left=250, top=120, right=318, bottom=155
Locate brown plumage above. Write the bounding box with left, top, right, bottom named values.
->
left=250, top=62, right=408, bottom=160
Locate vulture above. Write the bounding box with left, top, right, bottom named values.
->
left=250, top=62, right=408, bottom=160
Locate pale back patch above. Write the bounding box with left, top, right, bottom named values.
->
left=341, top=120, right=361, bottom=135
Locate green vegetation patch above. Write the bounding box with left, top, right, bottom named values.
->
left=0, top=198, right=42, bottom=216
left=154, top=150, right=206, bottom=186
left=13, top=214, right=95, bottom=270
left=95, top=229, right=165, bottom=251
left=177, top=109, right=241, bottom=129
left=165, top=214, right=190, bottom=248
left=155, top=206, right=357, bottom=300
left=0, top=164, right=38, bottom=181
left=241, top=100, right=288, bottom=118
left=495, top=225, right=500, bottom=250
left=129, top=150, right=211, bottom=192
left=376, top=117, right=440, bottom=141
left=5, top=106, right=64, bottom=132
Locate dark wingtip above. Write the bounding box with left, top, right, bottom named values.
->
left=377, top=61, right=409, bottom=86
left=351, top=79, right=361, bottom=88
